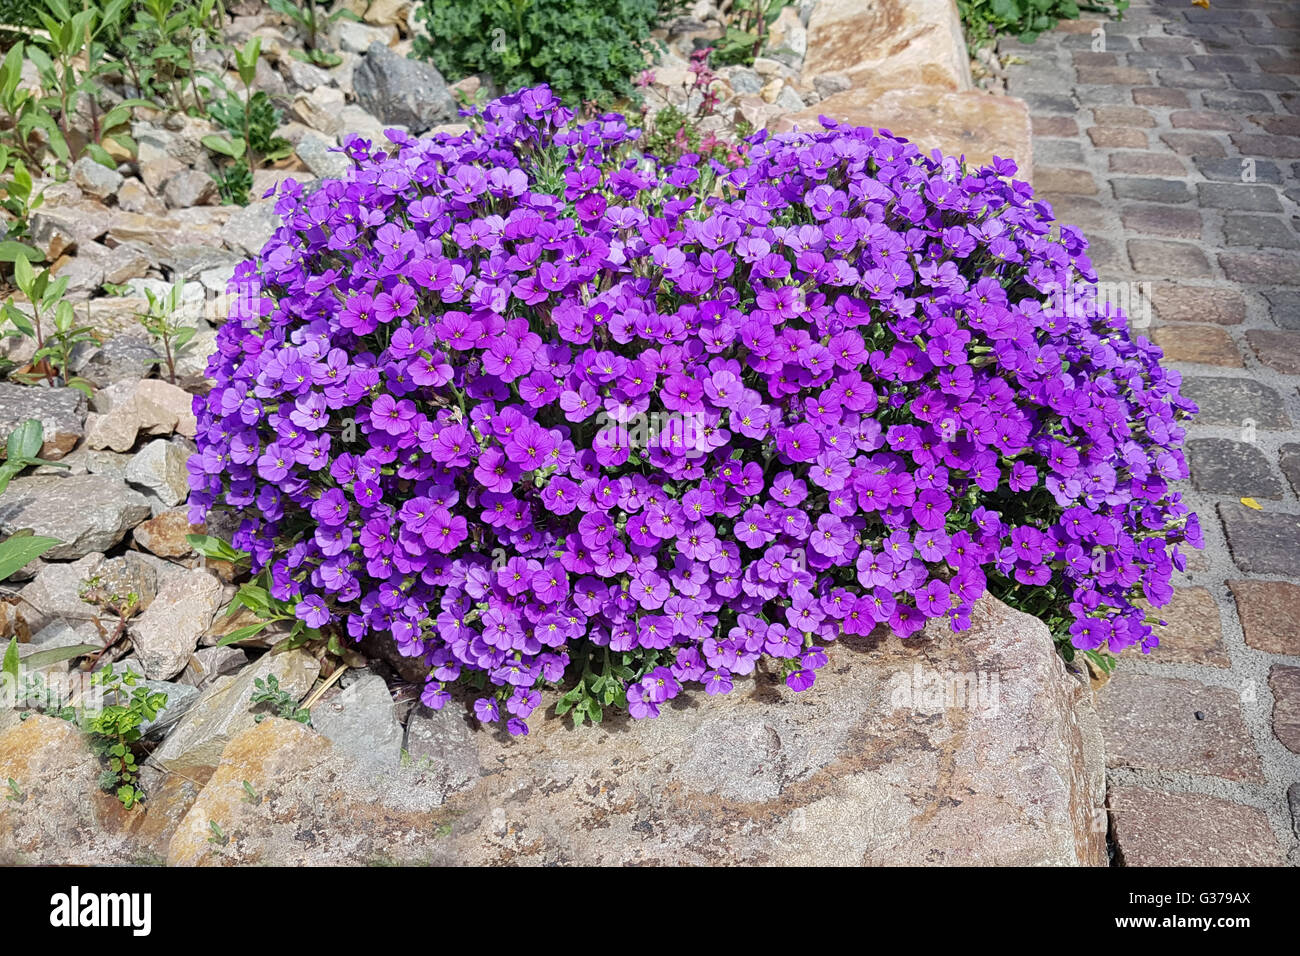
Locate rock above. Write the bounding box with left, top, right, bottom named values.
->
left=117, top=178, right=167, bottom=216
left=132, top=508, right=199, bottom=558
left=124, top=439, right=190, bottom=507
left=408, top=596, right=1104, bottom=865
left=310, top=672, right=402, bottom=769
left=35, top=190, right=114, bottom=234
left=150, top=648, right=320, bottom=781
left=136, top=139, right=184, bottom=194
left=338, top=104, right=405, bottom=145
left=198, top=264, right=237, bottom=294
left=84, top=448, right=133, bottom=479
left=172, top=327, right=218, bottom=383
left=88, top=379, right=197, bottom=450
left=162, top=169, right=218, bottom=209
left=251, top=167, right=301, bottom=198
left=158, top=244, right=239, bottom=282
left=135, top=380, right=197, bottom=438
left=774, top=88, right=1035, bottom=182
left=295, top=133, right=354, bottom=180
left=774, top=83, right=806, bottom=112
left=49, top=249, right=105, bottom=296
left=353, top=41, right=456, bottom=134
left=335, top=19, right=397, bottom=53
left=801, top=0, right=972, bottom=93
left=71, top=156, right=123, bottom=200
left=283, top=56, right=332, bottom=93
left=85, top=403, right=140, bottom=452
left=0, top=383, right=87, bottom=459
left=0, top=715, right=140, bottom=865
left=364, top=0, right=413, bottom=28
left=109, top=679, right=199, bottom=737
left=79, top=335, right=160, bottom=389
left=164, top=595, right=1104, bottom=865
left=106, top=206, right=231, bottom=255
left=403, top=705, right=480, bottom=794
left=727, top=67, right=763, bottom=95
left=130, top=569, right=223, bottom=680
left=291, top=85, right=346, bottom=135
left=253, top=57, right=286, bottom=97
left=28, top=213, right=77, bottom=259
left=100, top=243, right=154, bottom=285
left=813, top=73, right=852, bottom=99
left=220, top=199, right=281, bottom=257
left=177, top=645, right=247, bottom=689
left=0, top=476, right=151, bottom=560
left=16, top=553, right=111, bottom=636
left=764, top=4, right=807, bottom=67
left=165, top=718, right=455, bottom=865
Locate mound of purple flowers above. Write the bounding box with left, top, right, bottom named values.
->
left=189, top=85, right=1200, bottom=734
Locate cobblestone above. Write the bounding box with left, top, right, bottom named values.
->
left=1005, top=0, right=1300, bottom=867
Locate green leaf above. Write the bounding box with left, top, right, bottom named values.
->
left=18, top=642, right=100, bottom=669
left=82, top=143, right=116, bottom=169
left=202, top=134, right=246, bottom=160
left=216, top=620, right=271, bottom=647
left=7, top=418, right=44, bottom=461
left=12, top=253, right=34, bottom=296
left=2, top=637, right=18, bottom=685
left=185, top=533, right=248, bottom=562
left=0, top=242, right=40, bottom=264
left=0, top=534, right=59, bottom=580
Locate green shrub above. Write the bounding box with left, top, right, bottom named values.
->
left=412, top=0, right=663, bottom=107
left=0, top=0, right=42, bottom=30
left=958, top=0, right=1129, bottom=48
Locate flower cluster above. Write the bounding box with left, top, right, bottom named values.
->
left=190, top=85, right=1200, bottom=734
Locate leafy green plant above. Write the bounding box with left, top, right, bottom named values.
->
left=118, top=0, right=221, bottom=115
left=203, top=38, right=291, bottom=206
left=81, top=662, right=167, bottom=809
left=0, top=149, right=44, bottom=265
left=413, top=0, right=663, bottom=108
left=250, top=673, right=310, bottom=724
left=957, top=0, right=1129, bottom=48
left=712, top=0, right=787, bottom=67
left=268, top=0, right=359, bottom=69
left=0, top=419, right=69, bottom=495
left=188, top=533, right=339, bottom=653
left=24, top=0, right=151, bottom=170
left=0, top=43, right=55, bottom=177
left=135, top=279, right=196, bottom=385
left=1, top=255, right=98, bottom=394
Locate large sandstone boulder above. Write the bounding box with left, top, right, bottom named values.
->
left=801, top=0, right=972, bottom=93
left=774, top=88, right=1034, bottom=183
left=170, top=595, right=1106, bottom=866
left=0, top=716, right=143, bottom=865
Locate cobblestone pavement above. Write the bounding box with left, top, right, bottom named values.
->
left=1000, top=0, right=1299, bottom=865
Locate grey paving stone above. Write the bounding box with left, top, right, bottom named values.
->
left=1194, top=157, right=1283, bottom=183
left=1114, top=177, right=1194, bottom=202
left=1196, top=182, right=1285, bottom=211
left=1201, top=89, right=1273, bottom=111
left=1223, top=215, right=1300, bottom=249
left=1180, top=377, right=1292, bottom=430
left=1220, top=504, right=1300, bottom=576
left=1186, top=439, right=1285, bottom=499
left=1265, top=290, right=1300, bottom=330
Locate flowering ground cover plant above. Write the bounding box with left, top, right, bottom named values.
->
left=189, top=85, right=1200, bottom=734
